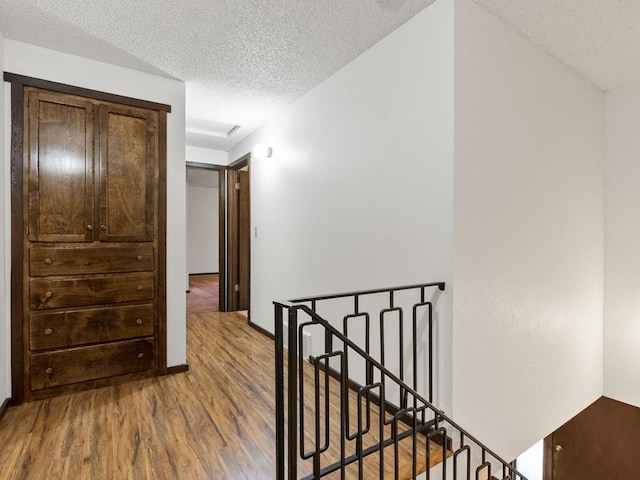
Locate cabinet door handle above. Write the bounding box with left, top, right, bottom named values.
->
left=136, top=255, right=143, bottom=262
left=137, top=353, right=144, bottom=359
left=87, top=224, right=93, bottom=231
left=44, top=367, right=54, bottom=375
left=136, top=285, right=144, bottom=291
left=44, top=258, right=52, bottom=265
left=100, top=225, right=107, bottom=231
left=40, top=291, right=53, bottom=308
left=136, top=318, right=143, bottom=325
left=44, top=328, right=53, bottom=336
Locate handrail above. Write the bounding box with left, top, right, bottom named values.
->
left=273, top=282, right=527, bottom=480
left=289, top=281, right=446, bottom=304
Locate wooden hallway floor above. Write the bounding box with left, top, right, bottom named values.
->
left=0, top=276, right=442, bottom=479
left=0, top=310, right=278, bottom=478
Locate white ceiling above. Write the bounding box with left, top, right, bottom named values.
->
left=1, top=0, right=640, bottom=151
left=0, top=0, right=436, bottom=150
left=474, top=0, right=640, bottom=92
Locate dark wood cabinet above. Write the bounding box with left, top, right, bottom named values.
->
left=16, top=85, right=167, bottom=401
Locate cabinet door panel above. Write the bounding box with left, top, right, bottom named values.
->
left=27, top=90, right=95, bottom=242
left=99, top=104, right=157, bottom=242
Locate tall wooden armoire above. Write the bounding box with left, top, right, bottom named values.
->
left=8, top=75, right=169, bottom=403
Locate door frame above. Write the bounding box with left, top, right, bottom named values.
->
left=543, top=434, right=553, bottom=480
left=185, top=161, right=228, bottom=311
left=226, top=154, right=251, bottom=313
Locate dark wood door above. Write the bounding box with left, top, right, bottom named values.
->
left=99, top=104, right=157, bottom=242
left=546, top=396, right=640, bottom=479
left=237, top=169, right=250, bottom=310
left=27, top=90, right=95, bottom=243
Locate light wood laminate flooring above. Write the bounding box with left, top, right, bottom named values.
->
left=0, top=276, right=443, bottom=479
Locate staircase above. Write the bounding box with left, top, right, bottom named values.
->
left=274, top=282, right=528, bottom=480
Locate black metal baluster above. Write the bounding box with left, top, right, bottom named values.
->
left=453, top=445, right=471, bottom=480
left=287, top=307, right=298, bottom=480
left=340, top=351, right=347, bottom=480
left=379, top=380, right=386, bottom=479
left=298, top=322, right=314, bottom=465
left=428, top=302, right=433, bottom=404
left=343, top=311, right=372, bottom=442
left=476, top=448, right=490, bottom=480
left=392, top=411, right=401, bottom=480
left=412, top=407, right=418, bottom=480
left=313, top=352, right=322, bottom=477
left=274, top=303, right=285, bottom=480
left=398, top=307, right=406, bottom=410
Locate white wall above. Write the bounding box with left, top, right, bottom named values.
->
left=517, top=440, right=543, bottom=480
left=604, top=85, right=640, bottom=407
left=0, top=29, right=8, bottom=403
left=230, top=0, right=455, bottom=411
left=188, top=181, right=219, bottom=274
left=2, top=40, right=187, bottom=368
left=453, top=0, right=604, bottom=461
left=186, top=145, right=228, bottom=166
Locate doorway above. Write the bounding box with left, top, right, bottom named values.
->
left=186, top=161, right=227, bottom=311
left=226, top=154, right=251, bottom=313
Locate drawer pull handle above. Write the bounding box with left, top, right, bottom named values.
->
left=87, top=224, right=93, bottom=231
left=136, top=318, right=143, bottom=325
left=137, top=353, right=144, bottom=359
left=100, top=225, right=107, bottom=231
left=136, top=285, right=144, bottom=291
left=44, top=367, right=54, bottom=375
left=44, top=328, right=53, bottom=336
left=39, top=291, right=53, bottom=308
left=136, top=255, right=143, bottom=262
left=44, top=258, right=52, bottom=265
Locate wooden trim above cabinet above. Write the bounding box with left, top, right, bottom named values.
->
left=3, top=73, right=172, bottom=113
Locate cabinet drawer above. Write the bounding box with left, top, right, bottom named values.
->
left=30, top=273, right=154, bottom=310
left=30, top=244, right=154, bottom=276
left=30, top=338, right=154, bottom=391
left=30, top=304, right=155, bottom=351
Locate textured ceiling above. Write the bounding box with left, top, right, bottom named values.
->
left=0, top=0, right=436, bottom=151
left=473, top=0, right=640, bottom=92
left=2, top=1, right=640, bottom=152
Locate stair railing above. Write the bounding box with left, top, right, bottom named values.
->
left=274, top=282, right=528, bottom=480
